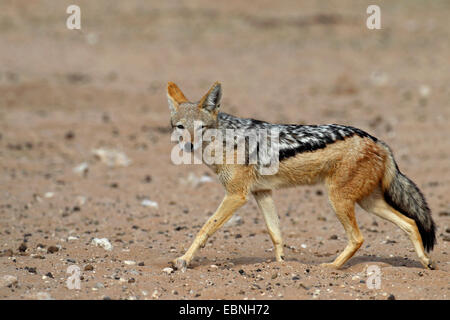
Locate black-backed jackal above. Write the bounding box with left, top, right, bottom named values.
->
left=167, top=81, right=437, bottom=271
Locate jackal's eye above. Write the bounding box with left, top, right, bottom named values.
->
left=176, top=124, right=185, bottom=130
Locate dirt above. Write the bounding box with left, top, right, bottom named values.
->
left=0, top=0, right=449, bottom=300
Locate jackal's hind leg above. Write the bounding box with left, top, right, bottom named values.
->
left=359, top=188, right=436, bottom=270
left=253, top=190, right=285, bottom=262
left=321, top=197, right=364, bottom=269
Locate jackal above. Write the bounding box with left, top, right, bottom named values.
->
left=167, top=81, right=437, bottom=271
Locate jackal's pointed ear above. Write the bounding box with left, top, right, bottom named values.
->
left=167, top=82, right=188, bottom=114
left=199, top=82, right=222, bottom=112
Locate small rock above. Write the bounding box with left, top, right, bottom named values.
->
left=329, top=235, right=338, bottom=240
left=65, top=131, right=75, bottom=140
left=1, top=275, right=18, bottom=288
left=124, top=260, right=136, bottom=265
left=387, top=294, right=396, bottom=300
left=73, top=163, right=89, bottom=176
left=419, top=85, right=431, bottom=98
left=47, top=246, right=59, bottom=254
left=35, top=292, right=53, bottom=300
left=76, top=196, right=87, bottom=206
left=92, top=148, right=131, bottom=167
left=25, top=267, right=37, bottom=274
left=18, top=243, right=27, bottom=252
left=0, top=249, right=13, bottom=257
left=179, top=173, right=213, bottom=187
left=162, top=267, right=174, bottom=275
left=128, top=278, right=136, bottom=284
left=84, top=264, right=94, bottom=271
left=95, top=282, right=105, bottom=289
left=141, top=199, right=158, bottom=208
left=152, top=289, right=160, bottom=299
left=91, top=238, right=113, bottom=251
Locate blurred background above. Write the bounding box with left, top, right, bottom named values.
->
left=0, top=0, right=449, bottom=300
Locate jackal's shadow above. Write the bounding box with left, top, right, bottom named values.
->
left=343, top=255, right=423, bottom=269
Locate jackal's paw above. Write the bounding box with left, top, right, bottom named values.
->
left=319, top=262, right=339, bottom=269
left=170, top=258, right=188, bottom=272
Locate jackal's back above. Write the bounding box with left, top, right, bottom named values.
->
left=218, top=112, right=378, bottom=161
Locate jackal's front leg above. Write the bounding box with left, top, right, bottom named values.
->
left=171, top=193, right=247, bottom=271
left=253, top=190, right=285, bottom=262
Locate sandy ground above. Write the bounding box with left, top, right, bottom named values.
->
left=0, top=0, right=449, bottom=300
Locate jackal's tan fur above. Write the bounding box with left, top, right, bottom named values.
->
left=167, top=81, right=437, bottom=271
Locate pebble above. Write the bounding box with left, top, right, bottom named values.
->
left=18, top=243, right=27, bottom=252
left=44, top=192, right=55, bottom=198
left=313, top=289, right=321, bottom=299
left=94, top=282, right=105, bottom=289
left=47, top=246, right=59, bottom=254
left=25, top=267, right=37, bottom=274
left=73, top=162, right=89, bottom=175
left=387, top=294, right=396, bottom=300
left=84, top=264, right=94, bottom=271
left=163, top=267, right=174, bottom=274
left=152, top=289, right=160, bottom=299
left=0, top=249, right=13, bottom=257
left=141, top=199, right=159, bottom=208
left=1, top=275, right=18, bottom=288
left=419, top=85, right=431, bottom=98
left=35, top=292, right=53, bottom=300
left=124, top=260, right=136, bottom=265
left=92, top=148, right=131, bottom=167
left=91, top=238, right=113, bottom=251
left=180, top=173, right=213, bottom=187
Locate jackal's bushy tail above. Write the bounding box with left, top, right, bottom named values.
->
left=380, top=143, right=436, bottom=252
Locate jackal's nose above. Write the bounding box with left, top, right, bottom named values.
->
left=183, top=142, right=194, bottom=153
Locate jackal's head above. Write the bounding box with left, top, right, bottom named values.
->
left=167, top=81, right=222, bottom=151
